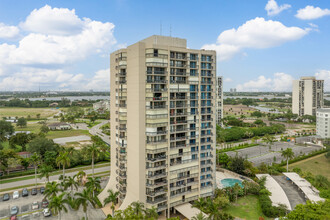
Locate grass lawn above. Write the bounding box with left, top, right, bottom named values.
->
left=225, top=195, right=271, bottom=220
left=46, top=129, right=90, bottom=139
left=15, top=122, right=42, bottom=133
left=289, top=153, right=330, bottom=179
left=0, top=107, right=59, bottom=118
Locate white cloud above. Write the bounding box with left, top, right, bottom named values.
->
left=224, top=77, right=233, bottom=82
left=315, top=70, right=330, bottom=91
left=296, top=6, right=330, bottom=20
left=20, top=5, right=84, bottom=35
left=0, top=23, right=19, bottom=39
left=202, top=17, right=308, bottom=61
left=265, top=0, right=291, bottom=16
left=85, top=68, right=110, bottom=90
left=236, top=72, right=294, bottom=92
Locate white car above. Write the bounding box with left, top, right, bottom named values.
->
left=32, top=201, right=39, bottom=210
left=13, top=191, right=19, bottom=199
left=43, top=208, right=51, bottom=217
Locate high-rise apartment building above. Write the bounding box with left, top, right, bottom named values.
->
left=292, top=76, right=324, bottom=116
left=216, top=76, right=223, bottom=126
left=316, top=108, right=330, bottom=139
left=99, top=35, right=216, bottom=217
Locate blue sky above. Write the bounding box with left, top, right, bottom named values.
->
left=0, top=0, right=329, bottom=91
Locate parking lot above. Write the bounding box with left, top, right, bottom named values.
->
left=0, top=179, right=109, bottom=220
left=225, top=142, right=323, bottom=166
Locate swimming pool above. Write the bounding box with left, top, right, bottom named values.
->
left=220, top=178, right=243, bottom=188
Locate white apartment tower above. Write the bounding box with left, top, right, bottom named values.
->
left=216, top=76, right=223, bottom=126
left=292, top=76, right=324, bottom=116
left=99, top=36, right=216, bottom=216
left=316, top=108, right=330, bottom=139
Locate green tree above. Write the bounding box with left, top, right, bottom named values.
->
left=286, top=200, right=330, bottom=220
left=36, top=113, right=41, bottom=119
left=56, top=151, right=70, bottom=178
left=281, top=148, right=294, bottom=172
left=64, top=176, right=79, bottom=195
left=28, top=137, right=59, bottom=158
left=0, top=120, right=14, bottom=141
left=44, top=181, right=61, bottom=199
left=9, top=133, right=32, bottom=151
left=38, top=164, right=53, bottom=182
left=103, top=189, right=120, bottom=217
left=49, top=192, right=68, bottom=220
left=131, top=201, right=145, bottom=217
left=313, top=175, right=330, bottom=189
left=0, top=149, right=17, bottom=174
left=84, top=144, right=100, bottom=177
left=16, top=117, right=27, bottom=128
left=192, top=212, right=208, bottom=220
left=29, top=153, right=41, bottom=187
left=75, top=189, right=96, bottom=220
left=85, top=176, right=101, bottom=198
left=40, top=125, right=50, bottom=134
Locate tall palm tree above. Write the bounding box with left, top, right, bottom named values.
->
left=29, top=153, right=41, bottom=187
left=192, top=197, right=207, bottom=212
left=192, top=212, right=208, bottom=220
left=144, top=206, right=158, bottom=219
left=131, top=201, right=145, bottom=216
left=85, top=176, right=101, bottom=198
left=44, top=181, right=61, bottom=199
left=281, top=148, right=294, bottom=172
left=75, top=170, right=86, bottom=186
left=75, top=189, right=95, bottom=220
left=56, top=151, right=70, bottom=178
left=84, top=144, right=100, bottom=177
left=103, top=189, right=119, bottom=217
left=38, top=164, right=53, bottom=182
left=64, top=176, right=79, bottom=195
left=49, top=192, right=68, bottom=220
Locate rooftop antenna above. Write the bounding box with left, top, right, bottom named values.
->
left=170, top=24, right=172, bottom=37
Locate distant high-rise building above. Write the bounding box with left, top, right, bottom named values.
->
left=216, top=76, right=223, bottom=126
left=229, top=88, right=237, bottom=93
left=316, top=108, right=330, bottom=139
left=99, top=35, right=216, bottom=217
left=292, top=76, right=324, bottom=116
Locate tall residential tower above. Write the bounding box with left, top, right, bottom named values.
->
left=216, top=76, right=223, bottom=126
left=99, top=35, right=216, bottom=217
left=292, top=76, right=324, bottom=116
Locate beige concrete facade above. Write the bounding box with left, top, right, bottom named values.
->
left=292, top=76, right=324, bottom=116
left=100, top=35, right=216, bottom=216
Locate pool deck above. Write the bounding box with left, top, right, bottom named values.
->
left=216, top=171, right=245, bottom=188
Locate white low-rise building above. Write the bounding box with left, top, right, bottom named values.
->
left=316, top=108, right=330, bottom=139
left=93, top=100, right=110, bottom=112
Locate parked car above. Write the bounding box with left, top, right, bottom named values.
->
left=13, top=191, right=19, bottom=199
left=22, top=188, right=29, bottom=197
left=31, top=188, right=37, bottom=195
left=3, top=193, right=10, bottom=201
left=43, top=208, right=51, bottom=217
left=10, top=206, right=19, bottom=216
left=40, top=187, right=45, bottom=194
left=32, top=201, right=39, bottom=210
left=42, top=199, right=49, bottom=208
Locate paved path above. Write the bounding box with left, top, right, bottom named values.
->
left=53, top=135, right=91, bottom=145
left=89, top=120, right=110, bottom=145
left=0, top=165, right=110, bottom=190
left=272, top=175, right=306, bottom=210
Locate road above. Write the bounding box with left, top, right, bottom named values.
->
left=89, top=120, right=110, bottom=145
left=0, top=165, right=110, bottom=190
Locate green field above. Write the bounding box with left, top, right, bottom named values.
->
left=0, top=107, right=59, bottom=118
left=289, top=153, right=330, bottom=179
left=225, top=195, right=271, bottom=220
left=15, top=122, right=43, bottom=133
left=46, top=129, right=90, bottom=139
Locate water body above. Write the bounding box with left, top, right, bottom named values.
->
left=21, top=96, right=109, bottom=101
left=224, top=96, right=288, bottom=100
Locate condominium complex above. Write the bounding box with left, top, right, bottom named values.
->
left=292, top=76, right=324, bottom=116
left=99, top=35, right=216, bottom=217
left=216, top=76, right=223, bottom=126
left=316, top=108, right=330, bottom=139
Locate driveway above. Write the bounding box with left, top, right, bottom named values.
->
left=89, top=120, right=110, bottom=145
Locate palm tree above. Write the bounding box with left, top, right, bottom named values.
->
left=44, top=181, right=61, bottom=199
left=75, top=170, right=86, bottom=186
left=49, top=192, right=68, bottom=220
left=103, top=189, right=119, bottom=217
left=281, top=148, right=294, bottom=172
left=64, top=176, right=79, bottom=195
left=75, top=189, right=95, bottom=220
left=85, top=176, right=101, bottom=198
left=38, top=164, right=53, bottom=183
left=131, top=201, right=145, bottom=216
left=84, top=144, right=100, bottom=177
left=29, top=153, right=41, bottom=187
left=232, top=183, right=241, bottom=202
left=192, top=212, right=208, bottom=220
left=144, top=206, right=158, bottom=219
left=192, top=197, right=207, bottom=212
left=56, top=151, right=70, bottom=178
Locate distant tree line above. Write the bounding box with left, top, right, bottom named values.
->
left=0, top=98, right=100, bottom=108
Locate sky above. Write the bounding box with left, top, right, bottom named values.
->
left=0, top=0, right=329, bottom=92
